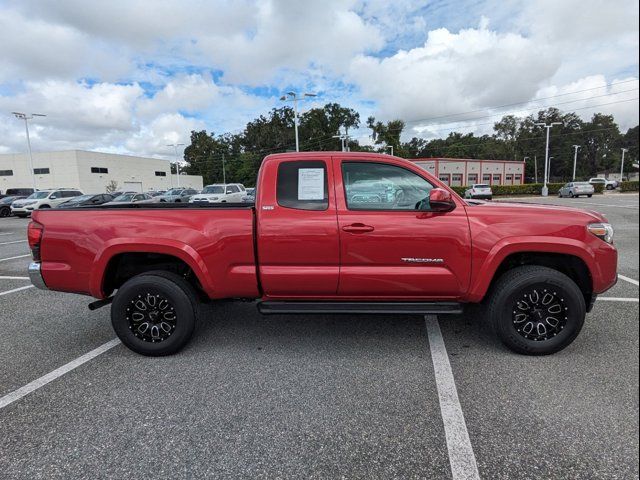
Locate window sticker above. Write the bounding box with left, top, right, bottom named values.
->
left=298, top=168, right=324, bottom=200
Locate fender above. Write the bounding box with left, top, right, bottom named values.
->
left=90, top=238, right=215, bottom=299
left=466, top=235, right=598, bottom=302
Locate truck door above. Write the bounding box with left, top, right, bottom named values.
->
left=334, top=157, right=471, bottom=298
left=256, top=157, right=339, bottom=296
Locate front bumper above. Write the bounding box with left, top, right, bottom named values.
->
left=28, top=262, right=48, bottom=290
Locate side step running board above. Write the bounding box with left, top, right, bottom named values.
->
left=257, top=301, right=463, bottom=315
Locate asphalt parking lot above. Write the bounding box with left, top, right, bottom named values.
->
left=1, top=194, right=638, bottom=479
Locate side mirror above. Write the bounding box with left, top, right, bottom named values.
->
left=429, top=188, right=456, bottom=212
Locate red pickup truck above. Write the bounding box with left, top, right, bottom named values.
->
left=27, top=152, right=618, bottom=356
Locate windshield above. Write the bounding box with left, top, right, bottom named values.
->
left=65, top=195, right=93, bottom=203
left=474, top=184, right=490, bottom=189
left=203, top=186, right=224, bottom=194
left=27, top=192, right=50, bottom=199
left=113, top=193, right=135, bottom=202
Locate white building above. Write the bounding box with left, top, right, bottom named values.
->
left=0, top=150, right=203, bottom=194
left=412, top=157, right=526, bottom=186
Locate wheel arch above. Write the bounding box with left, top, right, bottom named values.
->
left=91, top=240, right=215, bottom=299
left=469, top=239, right=596, bottom=308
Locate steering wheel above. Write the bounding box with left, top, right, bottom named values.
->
left=393, top=189, right=406, bottom=208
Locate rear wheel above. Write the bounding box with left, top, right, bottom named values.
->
left=111, top=271, right=199, bottom=356
left=587, top=194, right=593, bottom=198
left=486, top=266, right=585, bottom=355
left=0, top=207, right=9, bottom=217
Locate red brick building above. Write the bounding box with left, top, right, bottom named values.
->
left=411, top=158, right=526, bottom=187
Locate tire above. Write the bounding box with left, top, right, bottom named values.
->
left=111, top=271, right=199, bottom=356
left=0, top=207, right=9, bottom=218
left=485, top=266, right=585, bottom=355
left=15, top=214, right=27, bottom=218
left=606, top=185, right=613, bottom=190
left=587, top=194, right=592, bottom=198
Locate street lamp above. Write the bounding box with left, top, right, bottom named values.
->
left=548, top=157, right=554, bottom=184
left=621, top=148, right=628, bottom=182
left=572, top=145, right=581, bottom=181
left=535, top=122, right=562, bottom=196
left=280, top=92, right=316, bottom=152
left=12, top=112, right=46, bottom=190
left=166, top=143, right=185, bottom=187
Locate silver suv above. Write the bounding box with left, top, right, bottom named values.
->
left=11, top=188, right=83, bottom=217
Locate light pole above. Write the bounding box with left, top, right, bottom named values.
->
left=620, top=148, right=628, bottom=182
left=332, top=134, right=346, bottom=152
left=572, top=145, right=581, bottom=181
left=548, top=157, right=554, bottom=184
left=535, top=122, right=563, bottom=196
left=523, top=156, right=529, bottom=182
left=167, top=143, right=185, bottom=187
left=12, top=112, right=46, bottom=190
left=280, top=92, right=316, bottom=152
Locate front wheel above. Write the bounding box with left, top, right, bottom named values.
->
left=485, top=266, right=586, bottom=355
left=111, top=271, right=199, bottom=356
left=0, top=207, right=9, bottom=217
left=587, top=194, right=593, bottom=198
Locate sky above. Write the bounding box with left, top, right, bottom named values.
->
left=0, top=0, right=638, bottom=160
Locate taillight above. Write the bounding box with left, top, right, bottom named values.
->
left=27, top=221, right=43, bottom=261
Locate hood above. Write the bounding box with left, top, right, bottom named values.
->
left=465, top=200, right=607, bottom=223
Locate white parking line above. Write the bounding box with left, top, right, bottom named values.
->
left=0, top=276, right=30, bottom=280
left=0, top=285, right=34, bottom=296
left=0, top=240, right=27, bottom=246
left=618, top=275, right=639, bottom=287
left=0, top=339, right=121, bottom=410
left=0, top=232, right=17, bottom=236
left=597, top=297, right=639, bottom=303
left=567, top=201, right=638, bottom=209
left=0, top=254, right=31, bottom=263
left=425, top=315, right=480, bottom=480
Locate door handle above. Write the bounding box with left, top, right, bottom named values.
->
left=342, top=223, right=374, bottom=233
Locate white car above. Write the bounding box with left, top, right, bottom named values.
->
left=190, top=183, right=246, bottom=203
left=588, top=177, right=617, bottom=190
left=11, top=188, right=84, bottom=217
left=558, top=182, right=595, bottom=198
left=464, top=184, right=493, bottom=200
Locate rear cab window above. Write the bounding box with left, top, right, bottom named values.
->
left=276, top=160, right=328, bottom=211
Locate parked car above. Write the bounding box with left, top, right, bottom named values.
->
left=589, top=177, right=617, bottom=190
left=158, top=188, right=199, bottom=202
left=464, top=184, right=493, bottom=200
left=103, top=192, right=152, bottom=205
left=11, top=188, right=83, bottom=217
left=242, top=187, right=256, bottom=203
left=0, top=196, right=26, bottom=217
left=0, top=188, right=35, bottom=200
left=190, top=184, right=246, bottom=203
left=28, top=152, right=617, bottom=357
left=57, top=194, right=114, bottom=208
left=147, top=191, right=165, bottom=197
left=558, top=182, right=595, bottom=198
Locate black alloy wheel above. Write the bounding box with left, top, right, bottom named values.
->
left=486, top=265, right=586, bottom=355
left=111, top=271, right=199, bottom=356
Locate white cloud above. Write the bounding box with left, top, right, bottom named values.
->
left=349, top=19, right=560, bottom=123
left=0, top=0, right=637, bottom=156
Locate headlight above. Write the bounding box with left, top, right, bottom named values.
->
left=588, top=223, right=614, bottom=244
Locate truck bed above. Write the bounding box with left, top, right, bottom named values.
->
left=33, top=206, right=259, bottom=299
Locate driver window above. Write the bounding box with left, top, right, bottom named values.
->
left=342, top=162, right=433, bottom=211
